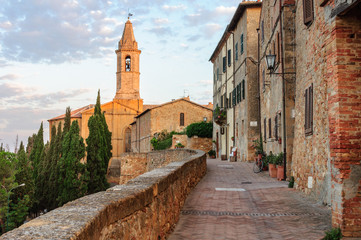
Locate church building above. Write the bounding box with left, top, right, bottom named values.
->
left=48, top=18, right=213, bottom=159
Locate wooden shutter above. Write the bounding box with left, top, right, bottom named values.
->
left=303, top=0, right=314, bottom=25
left=235, top=43, right=238, bottom=61
left=242, top=80, right=245, bottom=100
left=305, top=84, right=313, bottom=135
left=228, top=49, right=231, bottom=67
left=241, top=34, right=244, bottom=54
left=264, top=118, right=267, bottom=140
left=268, top=118, right=272, bottom=138
left=232, top=88, right=236, bottom=106
left=277, top=32, right=280, bottom=63
left=275, top=115, right=278, bottom=140
left=180, top=113, right=184, bottom=126
left=223, top=57, right=226, bottom=72
left=237, top=84, right=241, bottom=103
left=229, top=93, right=232, bottom=108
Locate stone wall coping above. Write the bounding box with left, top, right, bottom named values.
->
left=1, top=149, right=205, bottom=240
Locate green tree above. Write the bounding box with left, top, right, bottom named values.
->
left=8, top=142, right=34, bottom=228
left=47, top=123, right=63, bottom=210
left=0, top=151, right=18, bottom=234
left=57, top=120, right=88, bottom=206
left=86, top=90, right=112, bottom=194
left=28, top=123, right=45, bottom=214
left=63, top=106, right=71, bottom=135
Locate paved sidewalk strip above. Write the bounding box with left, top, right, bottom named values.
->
left=168, top=158, right=331, bottom=240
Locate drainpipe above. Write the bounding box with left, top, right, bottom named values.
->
left=279, top=2, right=287, bottom=179
left=256, top=28, right=262, bottom=142
left=232, top=32, right=236, bottom=150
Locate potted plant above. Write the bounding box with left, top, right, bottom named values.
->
left=213, top=106, right=227, bottom=125
left=208, top=149, right=216, bottom=158
left=276, top=152, right=285, bottom=180
left=175, top=143, right=185, bottom=149
left=268, top=152, right=277, bottom=178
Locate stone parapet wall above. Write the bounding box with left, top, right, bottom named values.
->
left=1, top=149, right=207, bottom=240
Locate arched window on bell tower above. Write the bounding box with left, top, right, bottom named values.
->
left=125, top=56, right=131, bottom=71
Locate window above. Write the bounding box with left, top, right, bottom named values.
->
left=264, top=118, right=267, bottom=141
left=241, top=34, right=244, bottom=54
left=228, top=49, right=231, bottom=67
left=223, top=56, right=226, bottom=73
left=180, top=113, right=184, bottom=126
left=242, top=80, right=245, bottom=100
left=268, top=118, right=272, bottom=138
left=235, top=43, right=238, bottom=61
left=217, top=68, right=219, bottom=81
left=225, top=94, right=228, bottom=109
left=232, top=88, right=236, bottom=106
left=303, top=0, right=314, bottom=25
left=305, top=84, right=313, bottom=135
left=237, top=84, right=241, bottom=103
left=125, top=56, right=131, bottom=71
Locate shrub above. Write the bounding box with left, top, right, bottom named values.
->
left=322, top=228, right=342, bottom=240
left=186, top=122, right=212, bottom=138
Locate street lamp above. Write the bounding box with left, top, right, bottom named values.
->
left=6, top=183, right=25, bottom=232
left=265, top=54, right=276, bottom=72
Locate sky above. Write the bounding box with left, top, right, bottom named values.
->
left=0, top=0, right=240, bottom=151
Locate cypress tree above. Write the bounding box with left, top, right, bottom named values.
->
left=63, top=107, right=71, bottom=135
left=28, top=122, right=44, bottom=214
left=57, top=120, right=88, bottom=206
left=86, top=90, right=112, bottom=194
left=47, top=123, right=62, bottom=210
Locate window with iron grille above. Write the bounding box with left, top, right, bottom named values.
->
left=223, top=56, right=226, bottom=73
left=303, top=0, right=314, bottom=25
left=180, top=113, right=184, bottom=126
left=228, top=49, right=231, bottom=67
left=305, top=84, right=313, bottom=135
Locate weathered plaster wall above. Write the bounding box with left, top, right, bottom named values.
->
left=1, top=149, right=206, bottom=240
left=171, top=135, right=212, bottom=153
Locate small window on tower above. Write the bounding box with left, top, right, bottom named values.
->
left=180, top=113, right=185, bottom=126
left=125, top=56, right=131, bottom=71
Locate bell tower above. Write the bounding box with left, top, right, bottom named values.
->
left=114, top=18, right=141, bottom=100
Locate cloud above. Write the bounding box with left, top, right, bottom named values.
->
left=147, top=26, right=173, bottom=36
left=162, top=4, right=187, bottom=12
left=0, top=74, right=21, bottom=81
left=183, top=5, right=236, bottom=27
left=0, top=0, right=125, bottom=64
left=0, top=82, right=91, bottom=108
left=153, top=18, right=169, bottom=25
left=187, top=34, right=202, bottom=42
left=203, top=23, right=223, bottom=38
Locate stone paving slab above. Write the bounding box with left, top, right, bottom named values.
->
left=168, top=158, right=332, bottom=240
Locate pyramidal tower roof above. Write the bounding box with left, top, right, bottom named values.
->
left=119, top=19, right=138, bottom=50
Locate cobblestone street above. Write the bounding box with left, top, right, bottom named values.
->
left=169, top=158, right=332, bottom=240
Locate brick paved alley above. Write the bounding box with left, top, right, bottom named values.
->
left=168, top=158, right=331, bottom=240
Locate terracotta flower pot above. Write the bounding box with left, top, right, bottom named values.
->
left=269, top=164, right=277, bottom=178
left=277, top=165, right=285, bottom=180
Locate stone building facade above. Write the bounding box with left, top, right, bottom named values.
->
left=291, top=0, right=361, bottom=236
left=130, top=97, right=213, bottom=153
left=210, top=1, right=261, bottom=161
left=258, top=0, right=296, bottom=177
